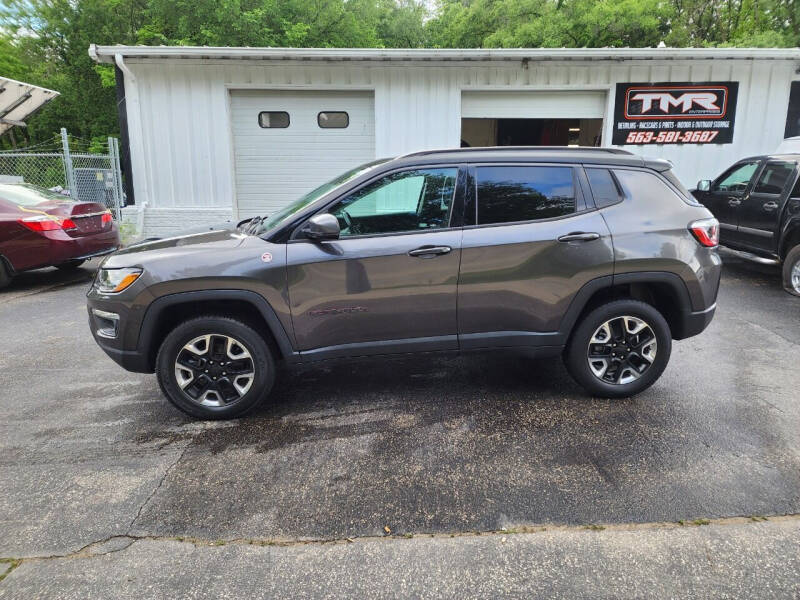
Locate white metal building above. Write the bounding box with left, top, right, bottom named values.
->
left=89, top=45, right=800, bottom=237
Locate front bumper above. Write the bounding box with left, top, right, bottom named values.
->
left=87, top=307, right=153, bottom=372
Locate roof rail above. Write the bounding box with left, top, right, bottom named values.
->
left=400, top=146, right=634, bottom=158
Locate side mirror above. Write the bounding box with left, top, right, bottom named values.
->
left=302, top=213, right=340, bottom=241
left=697, top=180, right=711, bottom=192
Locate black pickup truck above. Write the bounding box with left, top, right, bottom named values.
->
left=692, top=154, right=800, bottom=295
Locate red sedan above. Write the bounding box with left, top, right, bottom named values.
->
left=0, top=183, right=120, bottom=288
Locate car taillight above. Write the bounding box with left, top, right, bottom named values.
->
left=18, top=215, right=77, bottom=232
left=101, top=212, right=112, bottom=224
left=689, top=217, right=719, bottom=248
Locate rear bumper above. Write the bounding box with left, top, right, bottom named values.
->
left=673, top=303, right=716, bottom=340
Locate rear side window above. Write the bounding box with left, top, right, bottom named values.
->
left=613, top=169, right=685, bottom=206
left=585, top=168, right=621, bottom=208
left=476, top=166, right=576, bottom=225
left=753, top=161, right=795, bottom=194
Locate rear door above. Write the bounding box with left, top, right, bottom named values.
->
left=738, top=160, right=797, bottom=254
left=286, top=166, right=464, bottom=356
left=457, top=164, right=614, bottom=347
left=696, top=160, right=761, bottom=246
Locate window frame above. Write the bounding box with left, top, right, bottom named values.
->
left=257, top=111, right=290, bottom=129
left=290, top=164, right=466, bottom=242
left=581, top=167, right=624, bottom=209
left=751, top=160, right=798, bottom=196
left=317, top=111, right=350, bottom=129
left=710, top=160, right=761, bottom=194
left=464, top=163, right=589, bottom=230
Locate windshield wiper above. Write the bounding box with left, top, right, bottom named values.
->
left=238, top=216, right=263, bottom=235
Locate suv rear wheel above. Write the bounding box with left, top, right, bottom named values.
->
left=156, top=316, right=275, bottom=419
left=565, top=299, right=671, bottom=398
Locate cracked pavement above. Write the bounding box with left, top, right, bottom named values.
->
left=0, top=252, right=799, bottom=598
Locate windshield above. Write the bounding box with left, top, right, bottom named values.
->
left=255, top=158, right=390, bottom=235
left=0, top=183, right=72, bottom=207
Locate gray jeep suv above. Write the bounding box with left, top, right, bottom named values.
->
left=87, top=147, right=721, bottom=419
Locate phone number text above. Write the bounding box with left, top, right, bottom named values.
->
left=625, top=130, right=720, bottom=144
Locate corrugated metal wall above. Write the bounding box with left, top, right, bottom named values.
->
left=122, top=58, right=796, bottom=212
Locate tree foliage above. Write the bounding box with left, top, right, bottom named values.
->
left=0, top=0, right=797, bottom=148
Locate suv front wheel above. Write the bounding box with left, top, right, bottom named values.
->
left=156, top=316, right=276, bottom=419
left=565, top=299, right=672, bottom=398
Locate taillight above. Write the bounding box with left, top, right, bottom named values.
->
left=689, top=217, right=719, bottom=248
left=101, top=212, right=112, bottom=224
left=18, top=215, right=77, bottom=232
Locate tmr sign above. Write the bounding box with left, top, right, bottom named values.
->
left=612, top=82, right=738, bottom=145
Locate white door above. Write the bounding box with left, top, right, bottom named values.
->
left=461, top=91, right=607, bottom=119
left=230, top=90, right=375, bottom=219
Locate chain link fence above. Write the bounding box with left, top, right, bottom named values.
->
left=0, top=128, right=124, bottom=219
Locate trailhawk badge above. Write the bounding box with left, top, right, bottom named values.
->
left=261, top=252, right=273, bottom=263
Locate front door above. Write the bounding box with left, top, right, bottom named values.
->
left=738, top=160, right=797, bottom=254
left=287, top=166, right=463, bottom=357
left=697, top=160, right=761, bottom=246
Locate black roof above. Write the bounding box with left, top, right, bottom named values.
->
left=389, top=146, right=671, bottom=171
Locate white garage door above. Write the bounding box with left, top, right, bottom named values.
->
left=230, top=90, right=375, bottom=219
left=461, top=91, right=607, bottom=119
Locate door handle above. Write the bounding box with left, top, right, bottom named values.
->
left=763, top=201, right=779, bottom=211
left=557, top=232, right=600, bottom=242
left=408, top=245, right=452, bottom=258
left=728, top=198, right=741, bottom=207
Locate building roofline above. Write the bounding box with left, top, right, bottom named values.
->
left=89, top=44, right=800, bottom=64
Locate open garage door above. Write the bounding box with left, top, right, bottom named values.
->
left=230, top=90, right=375, bottom=219
left=461, top=91, right=607, bottom=147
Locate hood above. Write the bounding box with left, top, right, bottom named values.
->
left=104, top=230, right=250, bottom=267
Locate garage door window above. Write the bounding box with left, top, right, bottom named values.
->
left=258, top=111, right=290, bottom=128
left=476, top=166, right=575, bottom=225
left=327, top=168, right=457, bottom=237
left=318, top=112, right=349, bottom=128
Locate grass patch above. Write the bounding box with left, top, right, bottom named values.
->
left=749, top=515, right=768, bottom=522
left=691, top=519, right=711, bottom=526
left=584, top=524, right=605, bottom=531
left=0, top=559, right=21, bottom=583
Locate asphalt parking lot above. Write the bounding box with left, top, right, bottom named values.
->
left=1, top=253, right=799, bottom=598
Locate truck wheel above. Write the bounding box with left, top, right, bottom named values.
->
left=783, top=245, right=800, bottom=296
left=564, top=299, right=672, bottom=398
left=156, top=316, right=276, bottom=419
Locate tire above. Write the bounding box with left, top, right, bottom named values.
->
left=0, top=258, right=12, bottom=290
left=56, top=259, right=86, bottom=270
left=564, top=299, right=672, bottom=398
left=156, top=316, right=276, bottom=419
left=782, top=244, right=800, bottom=297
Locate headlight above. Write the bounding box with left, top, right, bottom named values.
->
left=95, top=268, right=142, bottom=294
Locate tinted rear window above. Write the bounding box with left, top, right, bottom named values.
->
left=585, top=168, right=621, bottom=208
left=476, top=166, right=575, bottom=225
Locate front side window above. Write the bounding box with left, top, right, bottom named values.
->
left=753, top=161, right=796, bottom=195
left=326, top=168, right=458, bottom=237
left=711, top=162, right=759, bottom=193
left=476, top=166, right=576, bottom=225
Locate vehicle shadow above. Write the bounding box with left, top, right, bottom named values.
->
left=0, top=261, right=97, bottom=300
